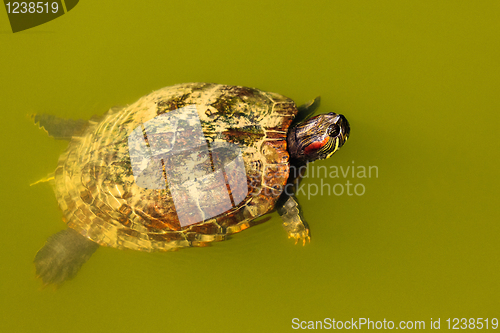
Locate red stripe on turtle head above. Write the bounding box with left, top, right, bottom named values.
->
left=287, top=113, right=350, bottom=162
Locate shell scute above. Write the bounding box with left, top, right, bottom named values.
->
left=261, top=140, right=290, bottom=165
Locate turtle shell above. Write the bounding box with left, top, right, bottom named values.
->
left=53, top=83, right=298, bottom=251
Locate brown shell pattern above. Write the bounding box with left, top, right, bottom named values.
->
left=53, top=83, right=297, bottom=251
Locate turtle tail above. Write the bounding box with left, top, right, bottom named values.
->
left=34, top=229, right=99, bottom=286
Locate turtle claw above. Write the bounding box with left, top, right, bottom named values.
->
left=287, top=228, right=311, bottom=246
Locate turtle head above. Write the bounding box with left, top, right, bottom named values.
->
left=287, top=112, right=350, bottom=162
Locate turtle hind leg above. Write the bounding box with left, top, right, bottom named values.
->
left=277, top=195, right=311, bottom=245
left=34, top=229, right=99, bottom=286
left=30, top=114, right=90, bottom=140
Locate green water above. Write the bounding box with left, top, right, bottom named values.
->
left=1, top=1, right=499, bottom=332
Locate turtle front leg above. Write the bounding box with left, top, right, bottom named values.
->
left=277, top=195, right=311, bottom=246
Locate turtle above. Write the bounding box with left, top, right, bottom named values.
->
left=31, top=82, right=350, bottom=286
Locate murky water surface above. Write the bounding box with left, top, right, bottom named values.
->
left=1, top=1, right=499, bottom=332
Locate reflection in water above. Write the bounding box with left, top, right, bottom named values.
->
left=128, top=105, right=248, bottom=227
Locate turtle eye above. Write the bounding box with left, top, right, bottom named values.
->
left=328, top=124, right=340, bottom=137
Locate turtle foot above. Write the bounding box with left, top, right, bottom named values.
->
left=34, top=229, right=99, bottom=286
left=286, top=226, right=311, bottom=246
left=30, top=114, right=89, bottom=140
left=278, top=196, right=311, bottom=246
